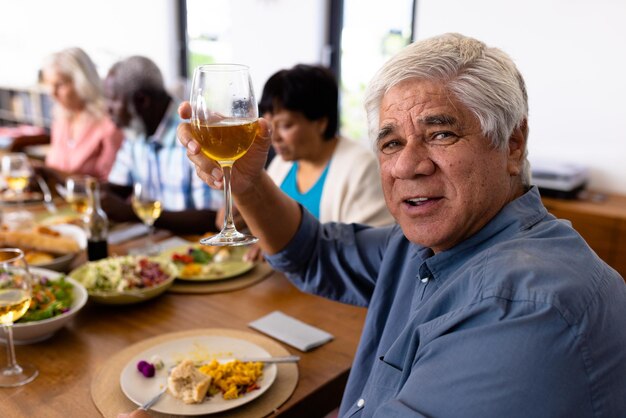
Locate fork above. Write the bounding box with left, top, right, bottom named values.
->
left=237, top=355, right=300, bottom=363
left=35, top=175, right=58, bottom=213
left=139, top=385, right=168, bottom=411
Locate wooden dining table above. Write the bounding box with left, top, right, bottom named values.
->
left=0, top=207, right=367, bottom=418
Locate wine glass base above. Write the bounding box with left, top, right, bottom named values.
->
left=200, top=231, right=259, bottom=247
left=0, top=363, right=38, bottom=387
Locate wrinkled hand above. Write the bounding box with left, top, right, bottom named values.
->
left=176, top=102, right=271, bottom=196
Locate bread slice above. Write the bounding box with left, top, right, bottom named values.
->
left=167, top=360, right=212, bottom=404
left=0, top=228, right=80, bottom=255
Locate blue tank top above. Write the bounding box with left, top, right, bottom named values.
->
left=280, top=162, right=330, bottom=219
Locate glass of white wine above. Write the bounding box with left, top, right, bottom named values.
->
left=0, top=153, right=33, bottom=197
left=131, top=181, right=163, bottom=255
left=1, top=153, right=35, bottom=228
left=190, top=64, right=259, bottom=246
left=0, top=248, right=38, bottom=387
left=64, top=175, right=92, bottom=215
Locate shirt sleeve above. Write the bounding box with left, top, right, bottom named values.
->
left=266, top=210, right=393, bottom=306
left=107, top=138, right=133, bottom=186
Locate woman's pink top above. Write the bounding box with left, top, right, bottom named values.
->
left=45, top=114, right=124, bottom=181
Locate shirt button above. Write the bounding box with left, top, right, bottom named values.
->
left=357, top=398, right=365, bottom=408
left=420, top=277, right=429, bottom=283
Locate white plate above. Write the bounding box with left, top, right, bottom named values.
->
left=120, top=335, right=278, bottom=415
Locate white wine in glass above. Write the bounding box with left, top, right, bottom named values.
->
left=131, top=181, right=163, bottom=255
left=1, top=153, right=35, bottom=228
left=0, top=248, right=38, bottom=387
left=190, top=64, right=259, bottom=246
left=65, top=175, right=92, bottom=215
left=1, top=153, right=32, bottom=196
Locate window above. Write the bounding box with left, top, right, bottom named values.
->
left=336, top=0, right=416, bottom=143
left=183, top=0, right=233, bottom=79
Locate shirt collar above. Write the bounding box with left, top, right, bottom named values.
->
left=413, top=186, right=547, bottom=280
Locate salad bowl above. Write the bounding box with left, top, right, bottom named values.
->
left=7, top=267, right=88, bottom=344
left=69, top=255, right=178, bottom=305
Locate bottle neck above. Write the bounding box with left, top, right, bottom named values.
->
left=86, top=182, right=103, bottom=212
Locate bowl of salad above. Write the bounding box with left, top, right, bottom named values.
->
left=8, top=267, right=88, bottom=344
left=68, top=255, right=178, bottom=305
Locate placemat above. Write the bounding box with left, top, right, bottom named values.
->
left=168, top=262, right=274, bottom=294
left=91, top=328, right=298, bottom=418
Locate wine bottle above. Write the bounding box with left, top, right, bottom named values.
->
left=84, top=178, right=109, bottom=261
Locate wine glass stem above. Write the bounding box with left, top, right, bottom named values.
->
left=221, top=164, right=237, bottom=234
left=148, top=224, right=155, bottom=243
left=2, top=324, right=21, bottom=374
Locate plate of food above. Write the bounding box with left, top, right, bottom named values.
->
left=0, top=189, right=43, bottom=205
left=160, top=244, right=254, bottom=282
left=0, top=224, right=86, bottom=272
left=9, top=267, right=88, bottom=344
left=120, top=335, right=277, bottom=415
left=69, top=255, right=177, bottom=304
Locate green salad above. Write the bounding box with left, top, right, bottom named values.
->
left=17, top=274, right=74, bottom=323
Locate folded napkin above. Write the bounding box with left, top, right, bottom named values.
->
left=249, top=311, right=334, bottom=352
left=108, top=223, right=150, bottom=245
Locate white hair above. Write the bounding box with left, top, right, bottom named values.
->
left=364, top=33, right=530, bottom=185
left=42, top=47, right=106, bottom=120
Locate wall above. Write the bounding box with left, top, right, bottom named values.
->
left=0, top=0, right=327, bottom=101
left=0, top=0, right=180, bottom=88
left=2, top=0, right=625, bottom=195
left=230, top=0, right=328, bottom=98
left=416, top=0, right=626, bottom=195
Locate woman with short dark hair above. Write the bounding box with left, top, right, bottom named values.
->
left=260, top=64, right=393, bottom=226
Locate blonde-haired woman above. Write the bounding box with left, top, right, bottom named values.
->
left=41, top=47, right=123, bottom=181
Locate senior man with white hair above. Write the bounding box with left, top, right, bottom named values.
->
left=123, top=33, right=626, bottom=418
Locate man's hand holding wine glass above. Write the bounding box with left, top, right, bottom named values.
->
left=177, top=102, right=272, bottom=197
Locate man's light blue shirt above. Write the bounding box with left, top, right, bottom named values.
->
left=108, top=103, right=222, bottom=211
left=266, top=187, right=626, bottom=417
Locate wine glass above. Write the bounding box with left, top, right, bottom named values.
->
left=0, top=153, right=33, bottom=197
left=0, top=248, right=38, bottom=387
left=64, top=175, right=92, bottom=215
left=190, top=64, right=259, bottom=246
left=1, top=153, right=35, bottom=228
left=131, top=181, right=163, bottom=255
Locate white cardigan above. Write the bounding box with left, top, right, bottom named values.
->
left=267, top=137, right=394, bottom=227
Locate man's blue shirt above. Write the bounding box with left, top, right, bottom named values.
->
left=266, top=187, right=626, bottom=417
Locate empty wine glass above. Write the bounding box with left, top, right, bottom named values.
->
left=190, top=64, right=259, bottom=246
left=131, top=181, right=163, bottom=255
left=0, top=248, right=38, bottom=387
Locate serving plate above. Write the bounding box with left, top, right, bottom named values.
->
left=69, top=255, right=177, bottom=305
left=30, top=224, right=87, bottom=272
left=120, top=335, right=277, bottom=415
left=0, top=190, right=43, bottom=205
left=160, top=244, right=254, bottom=282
